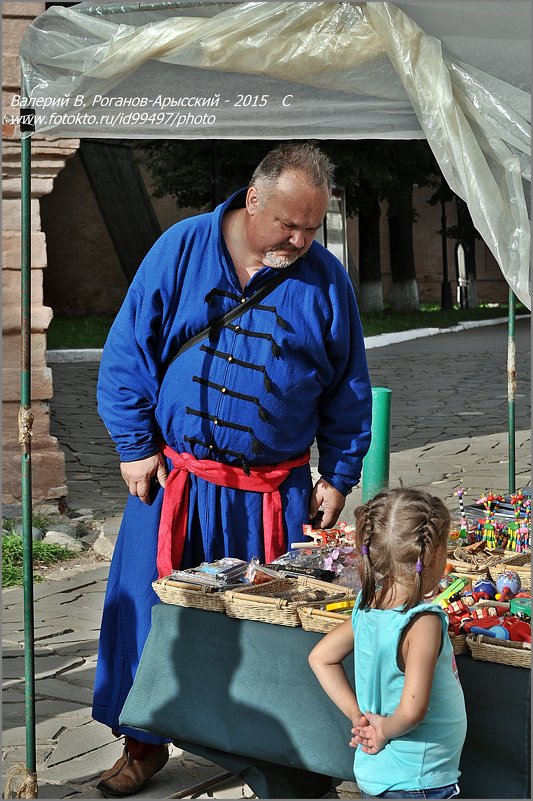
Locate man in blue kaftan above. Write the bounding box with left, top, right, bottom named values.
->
left=93, top=143, right=372, bottom=798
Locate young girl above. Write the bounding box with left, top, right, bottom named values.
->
left=309, top=488, right=467, bottom=799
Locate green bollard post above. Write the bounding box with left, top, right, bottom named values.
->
left=362, top=387, right=392, bottom=503
left=507, top=288, right=516, bottom=494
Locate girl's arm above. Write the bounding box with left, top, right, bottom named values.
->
left=354, top=612, right=442, bottom=754
left=308, top=619, right=362, bottom=725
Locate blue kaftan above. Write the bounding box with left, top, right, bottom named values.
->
left=93, top=189, right=372, bottom=742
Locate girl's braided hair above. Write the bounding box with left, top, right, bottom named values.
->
left=355, top=488, right=450, bottom=612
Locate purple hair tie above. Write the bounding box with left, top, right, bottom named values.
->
left=361, top=545, right=369, bottom=556
left=415, top=558, right=423, bottom=573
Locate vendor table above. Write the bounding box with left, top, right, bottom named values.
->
left=120, top=604, right=530, bottom=799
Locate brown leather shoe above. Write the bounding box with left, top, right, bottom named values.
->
left=96, top=744, right=169, bottom=797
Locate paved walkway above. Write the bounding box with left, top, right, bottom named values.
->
left=48, top=318, right=531, bottom=513
left=2, top=319, right=530, bottom=799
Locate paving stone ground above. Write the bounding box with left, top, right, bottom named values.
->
left=47, top=319, right=531, bottom=514
left=3, top=319, right=530, bottom=799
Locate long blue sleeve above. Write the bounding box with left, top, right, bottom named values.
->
left=96, top=225, right=188, bottom=461
left=316, top=268, right=372, bottom=495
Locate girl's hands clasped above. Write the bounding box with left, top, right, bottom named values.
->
left=351, top=712, right=389, bottom=755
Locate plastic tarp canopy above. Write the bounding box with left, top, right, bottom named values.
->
left=18, top=1, right=531, bottom=307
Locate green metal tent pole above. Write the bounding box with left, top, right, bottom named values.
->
left=362, top=387, right=392, bottom=503
left=20, top=106, right=38, bottom=797
left=507, top=288, right=516, bottom=494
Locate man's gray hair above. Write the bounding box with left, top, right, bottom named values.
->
left=250, top=142, right=335, bottom=193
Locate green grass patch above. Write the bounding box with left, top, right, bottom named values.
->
left=360, top=303, right=527, bottom=337
left=46, top=304, right=528, bottom=349
left=31, top=511, right=52, bottom=532
left=47, top=315, right=115, bottom=350
left=2, top=534, right=77, bottom=588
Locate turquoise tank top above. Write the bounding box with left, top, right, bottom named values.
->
left=352, top=596, right=467, bottom=795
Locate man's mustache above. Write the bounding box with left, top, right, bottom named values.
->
left=270, top=241, right=301, bottom=252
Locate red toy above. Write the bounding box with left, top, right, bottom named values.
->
left=462, top=615, right=506, bottom=635
left=504, top=618, right=531, bottom=643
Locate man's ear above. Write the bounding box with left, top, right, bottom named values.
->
left=246, top=185, right=259, bottom=215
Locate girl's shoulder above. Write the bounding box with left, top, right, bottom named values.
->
left=400, top=601, right=447, bottom=630
left=403, top=600, right=447, bottom=621
left=353, top=599, right=447, bottom=636
left=398, top=604, right=448, bottom=658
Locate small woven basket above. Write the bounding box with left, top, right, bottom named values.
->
left=152, top=576, right=228, bottom=612
left=449, top=631, right=468, bottom=655
left=450, top=548, right=501, bottom=577
left=224, top=577, right=353, bottom=627
left=297, top=605, right=352, bottom=633
left=466, top=633, right=531, bottom=668
left=499, top=551, right=530, bottom=566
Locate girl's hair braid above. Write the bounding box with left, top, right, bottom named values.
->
left=358, top=501, right=377, bottom=610
left=404, top=501, right=438, bottom=610
left=355, top=488, right=450, bottom=612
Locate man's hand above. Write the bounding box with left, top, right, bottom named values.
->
left=308, top=477, right=345, bottom=528
left=120, top=453, right=168, bottom=504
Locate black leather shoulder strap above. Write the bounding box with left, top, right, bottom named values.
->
left=167, top=261, right=298, bottom=368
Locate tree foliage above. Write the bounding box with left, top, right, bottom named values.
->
left=137, top=138, right=445, bottom=312
left=137, top=138, right=442, bottom=216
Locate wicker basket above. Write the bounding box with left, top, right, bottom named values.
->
left=498, top=551, right=530, bottom=567
left=449, top=632, right=468, bottom=655
left=297, top=605, right=353, bottom=633
left=473, top=599, right=510, bottom=611
left=493, top=553, right=531, bottom=589
left=466, top=633, right=531, bottom=668
left=223, top=577, right=353, bottom=627
left=152, top=576, right=229, bottom=612
left=449, top=548, right=501, bottom=577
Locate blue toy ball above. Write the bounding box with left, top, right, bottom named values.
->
left=485, top=625, right=510, bottom=640
left=473, top=577, right=497, bottom=598
left=495, top=570, right=521, bottom=599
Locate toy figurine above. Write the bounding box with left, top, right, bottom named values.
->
left=517, top=524, right=529, bottom=553
left=506, top=521, right=519, bottom=552
left=495, top=521, right=507, bottom=549
left=511, top=492, right=525, bottom=523
left=299, top=522, right=357, bottom=548
left=482, top=522, right=497, bottom=549
left=432, top=576, right=471, bottom=609
left=454, top=487, right=469, bottom=541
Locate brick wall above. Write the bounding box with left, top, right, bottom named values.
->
left=346, top=187, right=507, bottom=306
left=2, top=2, right=79, bottom=505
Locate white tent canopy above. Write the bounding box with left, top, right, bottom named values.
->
left=18, top=1, right=531, bottom=306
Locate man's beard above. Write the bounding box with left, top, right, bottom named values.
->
left=265, top=245, right=301, bottom=269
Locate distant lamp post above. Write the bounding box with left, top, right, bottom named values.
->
left=455, top=242, right=469, bottom=308
left=440, top=180, right=453, bottom=310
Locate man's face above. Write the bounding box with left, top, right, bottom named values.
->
left=245, top=170, right=330, bottom=269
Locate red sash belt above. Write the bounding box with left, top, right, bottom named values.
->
left=156, top=444, right=311, bottom=578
